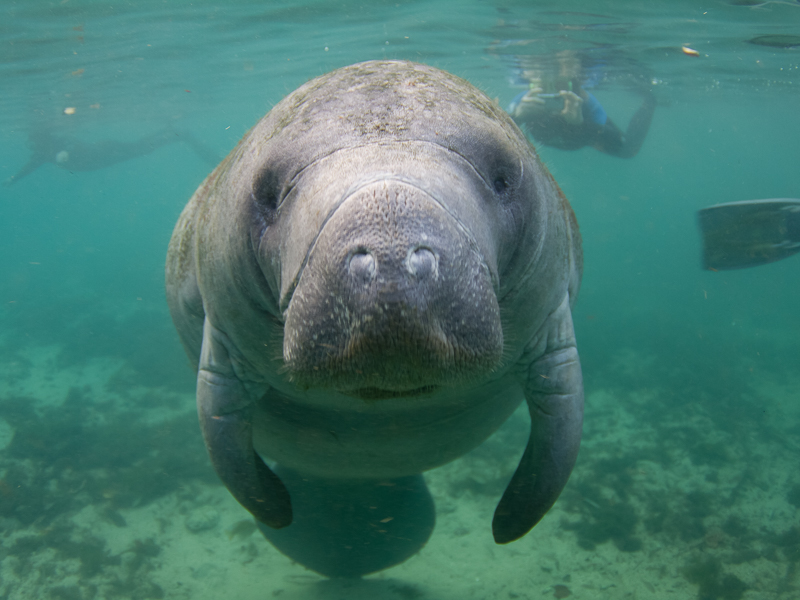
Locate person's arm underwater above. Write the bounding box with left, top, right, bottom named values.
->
left=592, top=90, right=656, bottom=158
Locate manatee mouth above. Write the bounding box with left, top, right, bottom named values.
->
left=342, top=385, right=440, bottom=401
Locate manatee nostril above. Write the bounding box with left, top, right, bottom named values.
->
left=348, top=250, right=376, bottom=285
left=406, top=246, right=437, bottom=279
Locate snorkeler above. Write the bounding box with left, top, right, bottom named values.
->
left=509, top=77, right=656, bottom=158
left=499, top=48, right=656, bottom=158
left=5, top=125, right=221, bottom=185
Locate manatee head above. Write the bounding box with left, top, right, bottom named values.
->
left=215, top=60, right=552, bottom=399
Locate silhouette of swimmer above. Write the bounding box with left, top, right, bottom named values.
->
left=5, top=126, right=222, bottom=185
left=510, top=83, right=655, bottom=158
left=506, top=51, right=655, bottom=158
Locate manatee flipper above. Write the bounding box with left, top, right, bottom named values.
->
left=697, top=198, right=800, bottom=270
left=259, top=466, right=435, bottom=578
left=197, top=319, right=292, bottom=529
left=493, top=297, right=583, bottom=544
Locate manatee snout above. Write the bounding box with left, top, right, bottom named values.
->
left=347, top=244, right=437, bottom=288
left=283, top=179, right=503, bottom=396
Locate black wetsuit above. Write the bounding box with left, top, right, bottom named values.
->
left=510, top=90, right=656, bottom=158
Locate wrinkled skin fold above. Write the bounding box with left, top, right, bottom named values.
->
left=166, top=60, right=584, bottom=574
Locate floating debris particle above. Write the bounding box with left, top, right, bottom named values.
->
left=63, top=106, right=76, bottom=115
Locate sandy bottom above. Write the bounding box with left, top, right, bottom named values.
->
left=0, top=343, right=798, bottom=600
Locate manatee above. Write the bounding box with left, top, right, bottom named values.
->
left=166, top=60, right=583, bottom=577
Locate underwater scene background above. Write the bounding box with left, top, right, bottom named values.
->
left=1, top=1, right=799, bottom=598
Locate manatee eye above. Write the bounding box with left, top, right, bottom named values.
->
left=493, top=176, right=509, bottom=194
left=489, top=157, right=523, bottom=201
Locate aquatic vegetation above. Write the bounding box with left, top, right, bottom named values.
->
left=0, top=384, right=214, bottom=597
left=683, top=557, right=747, bottom=600
left=553, top=584, right=572, bottom=599
left=0, top=387, right=214, bottom=525
left=786, top=484, right=800, bottom=508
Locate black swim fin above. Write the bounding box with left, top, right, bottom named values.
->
left=697, top=198, right=800, bottom=270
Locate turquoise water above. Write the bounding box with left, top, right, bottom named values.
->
left=1, top=1, right=799, bottom=599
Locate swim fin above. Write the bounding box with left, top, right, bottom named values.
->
left=697, top=198, right=800, bottom=270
